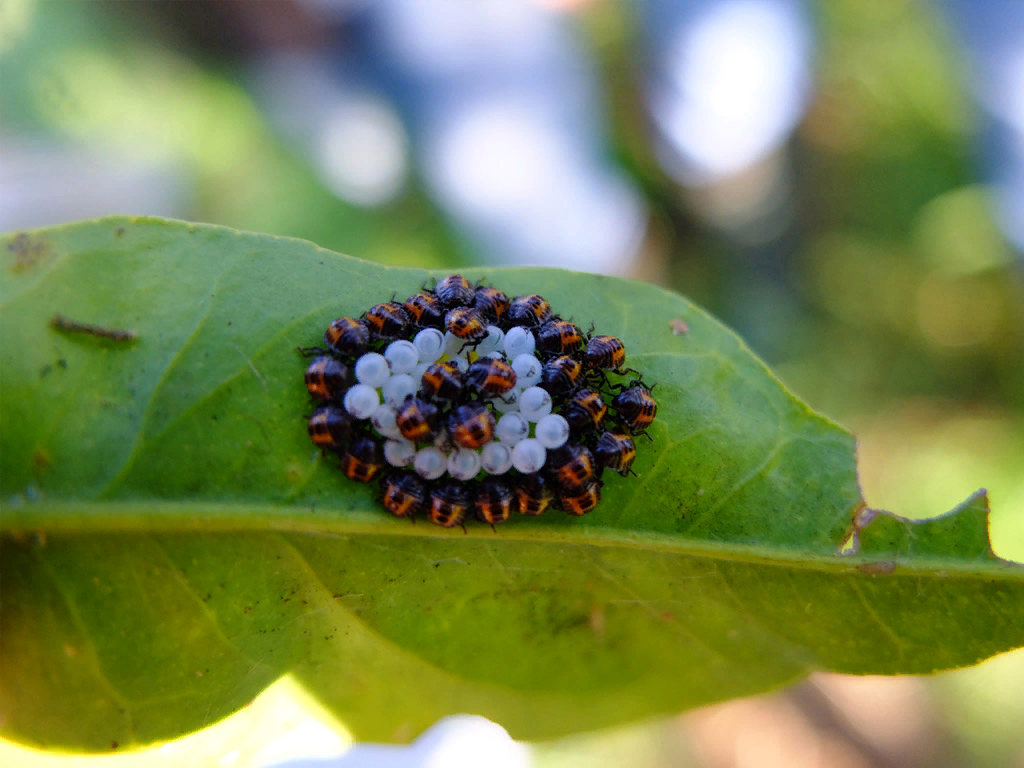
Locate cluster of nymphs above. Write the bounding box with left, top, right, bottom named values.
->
left=300, top=274, right=657, bottom=529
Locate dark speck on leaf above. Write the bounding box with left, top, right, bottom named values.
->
left=115, top=227, right=125, bottom=237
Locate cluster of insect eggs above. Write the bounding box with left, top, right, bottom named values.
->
left=302, top=274, right=657, bottom=528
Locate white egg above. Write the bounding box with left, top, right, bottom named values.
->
left=444, top=330, right=466, bottom=358
left=354, top=352, right=390, bottom=388
left=413, top=328, right=445, bottom=363
left=447, top=449, right=482, bottom=481
left=535, top=414, right=570, bottom=449
left=511, top=438, right=546, bottom=474
left=384, top=340, right=419, bottom=374
left=343, top=384, right=380, bottom=419
left=382, top=373, right=417, bottom=409
left=413, top=447, right=448, bottom=480
left=495, top=412, right=529, bottom=445
left=503, top=326, right=536, bottom=358
left=480, top=442, right=514, bottom=475
left=519, top=386, right=553, bottom=422
left=474, top=325, right=504, bottom=356
left=371, top=404, right=404, bottom=439
left=511, top=353, right=542, bottom=388
left=384, top=439, right=416, bottom=467
left=493, top=387, right=521, bottom=414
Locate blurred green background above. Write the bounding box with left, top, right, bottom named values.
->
left=1, top=0, right=1021, bottom=765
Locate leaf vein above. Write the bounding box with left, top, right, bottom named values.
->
left=95, top=267, right=234, bottom=497
left=33, top=548, right=137, bottom=730
left=686, top=438, right=792, bottom=535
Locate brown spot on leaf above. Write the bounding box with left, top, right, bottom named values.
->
left=7, top=232, right=53, bottom=273
left=669, top=317, right=690, bottom=335
left=115, top=227, right=125, bottom=237
left=589, top=604, right=605, bottom=635
left=33, top=451, right=51, bottom=470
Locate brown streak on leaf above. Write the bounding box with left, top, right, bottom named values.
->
left=857, top=561, right=897, bottom=575
left=51, top=314, right=139, bottom=342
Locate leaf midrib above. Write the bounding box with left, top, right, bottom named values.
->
left=4, top=500, right=1018, bottom=579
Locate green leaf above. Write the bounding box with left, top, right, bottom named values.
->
left=1, top=217, right=1021, bottom=752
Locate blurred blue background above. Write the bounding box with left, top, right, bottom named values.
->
left=2, top=0, right=1022, bottom=766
